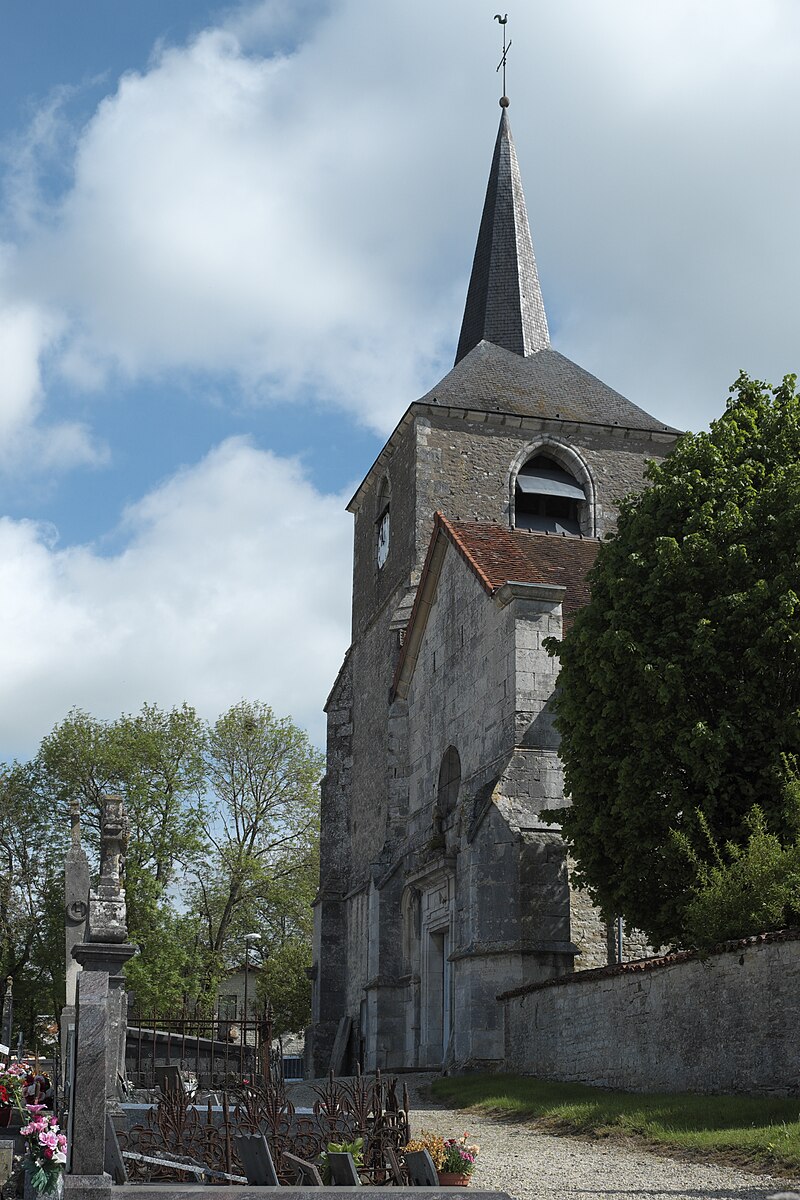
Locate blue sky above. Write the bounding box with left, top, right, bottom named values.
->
left=1, top=0, right=799, bottom=759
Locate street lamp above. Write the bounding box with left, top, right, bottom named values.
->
left=242, top=933, right=261, bottom=1074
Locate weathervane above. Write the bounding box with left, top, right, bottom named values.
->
left=495, top=14, right=511, bottom=107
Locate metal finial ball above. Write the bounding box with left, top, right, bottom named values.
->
left=500, top=95, right=510, bottom=108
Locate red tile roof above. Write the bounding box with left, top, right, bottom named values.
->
left=391, top=514, right=600, bottom=701
left=438, top=514, right=599, bottom=621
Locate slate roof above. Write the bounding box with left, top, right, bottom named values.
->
left=442, top=516, right=599, bottom=621
left=455, top=108, right=550, bottom=364
left=419, top=340, right=679, bottom=434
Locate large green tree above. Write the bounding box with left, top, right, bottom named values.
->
left=2, top=699, right=322, bottom=1031
left=548, top=372, right=800, bottom=947
left=0, top=762, right=68, bottom=1039
left=36, top=703, right=207, bottom=1011
left=188, top=700, right=322, bottom=1009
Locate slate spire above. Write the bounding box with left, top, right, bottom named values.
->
left=455, top=105, right=550, bottom=365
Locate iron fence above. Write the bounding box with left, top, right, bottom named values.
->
left=118, top=1068, right=410, bottom=1185
left=126, top=1008, right=280, bottom=1091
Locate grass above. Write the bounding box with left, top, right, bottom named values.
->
left=430, top=1074, right=800, bottom=1177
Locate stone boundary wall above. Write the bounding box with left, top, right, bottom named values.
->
left=499, top=928, right=800, bottom=1095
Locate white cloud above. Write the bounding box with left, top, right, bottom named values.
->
left=2, top=0, right=800, bottom=441
left=0, top=0, right=797, bottom=757
left=12, top=16, right=456, bottom=435
left=0, top=297, right=51, bottom=436
left=0, top=438, right=351, bottom=758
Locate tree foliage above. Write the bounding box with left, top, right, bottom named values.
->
left=674, top=760, right=800, bottom=949
left=0, top=762, right=68, bottom=1039
left=548, top=372, right=800, bottom=946
left=1, top=699, right=321, bottom=1034
left=189, top=701, right=322, bottom=1007
left=35, top=703, right=207, bottom=1010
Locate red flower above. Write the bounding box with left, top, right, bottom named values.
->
left=0, top=1085, right=9, bottom=1105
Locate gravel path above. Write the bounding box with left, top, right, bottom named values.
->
left=287, top=1075, right=795, bottom=1200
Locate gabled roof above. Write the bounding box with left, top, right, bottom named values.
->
left=455, top=108, right=550, bottom=364
left=392, top=514, right=599, bottom=699
left=420, top=341, right=679, bottom=434
left=445, top=518, right=599, bottom=608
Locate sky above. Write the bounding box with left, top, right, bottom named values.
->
left=0, top=0, right=799, bottom=760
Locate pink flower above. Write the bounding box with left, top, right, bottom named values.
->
left=20, top=1124, right=34, bottom=1137
left=41, top=1132, right=58, bottom=1150
left=26, top=1103, right=45, bottom=1114
left=57, top=1136, right=67, bottom=1151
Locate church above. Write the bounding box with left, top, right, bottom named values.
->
left=308, top=98, right=679, bottom=1074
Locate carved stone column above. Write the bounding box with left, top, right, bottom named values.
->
left=65, top=795, right=136, bottom=1200
left=61, top=800, right=89, bottom=1081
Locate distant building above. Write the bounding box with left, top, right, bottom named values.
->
left=308, top=101, right=679, bottom=1074
left=216, top=967, right=259, bottom=1026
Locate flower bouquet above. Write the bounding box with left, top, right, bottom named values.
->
left=404, top=1129, right=480, bottom=1187
left=20, top=1103, right=67, bottom=1197
left=0, top=1060, right=28, bottom=1126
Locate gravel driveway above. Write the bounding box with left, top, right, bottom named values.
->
left=288, top=1075, right=795, bottom=1200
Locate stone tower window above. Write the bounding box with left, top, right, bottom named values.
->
left=437, top=746, right=461, bottom=816
left=514, top=454, right=584, bottom=535
left=376, top=477, right=390, bottom=568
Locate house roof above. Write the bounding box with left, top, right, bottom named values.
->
left=455, top=108, right=549, bottom=364
left=419, top=341, right=679, bottom=434
left=392, top=514, right=599, bottom=699
left=444, top=517, right=599, bottom=613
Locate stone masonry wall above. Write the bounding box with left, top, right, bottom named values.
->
left=415, top=411, right=674, bottom=552
left=501, top=929, right=800, bottom=1095
left=404, top=550, right=515, bottom=845
left=345, top=409, right=675, bottom=896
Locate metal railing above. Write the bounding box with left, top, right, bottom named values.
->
left=126, top=1009, right=278, bottom=1090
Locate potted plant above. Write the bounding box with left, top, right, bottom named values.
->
left=437, top=1134, right=480, bottom=1187
left=403, top=1130, right=480, bottom=1187
left=317, top=1137, right=364, bottom=1184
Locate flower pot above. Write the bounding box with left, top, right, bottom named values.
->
left=0, top=1107, right=11, bottom=1128
left=24, top=1168, right=64, bottom=1200
left=437, top=1172, right=471, bottom=1187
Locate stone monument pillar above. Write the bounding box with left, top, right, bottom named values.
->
left=61, top=800, right=90, bottom=1081
left=1, top=977, right=12, bottom=1051
left=65, top=794, right=136, bottom=1200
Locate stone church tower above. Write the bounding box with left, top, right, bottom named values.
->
left=308, top=104, right=678, bottom=1074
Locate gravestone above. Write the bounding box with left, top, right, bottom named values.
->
left=61, top=800, right=89, bottom=1084
left=1, top=978, right=12, bottom=1051
left=405, top=1149, right=439, bottom=1187
left=328, top=1151, right=362, bottom=1186
left=283, top=1151, right=324, bottom=1186
left=329, top=1015, right=352, bottom=1076
left=0, top=1141, right=14, bottom=1187
left=233, top=1132, right=280, bottom=1186
left=65, top=795, right=137, bottom=1200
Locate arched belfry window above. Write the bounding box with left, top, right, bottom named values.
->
left=376, top=477, right=390, bottom=569
left=437, top=747, right=461, bottom=816
left=514, top=454, right=585, bottom=535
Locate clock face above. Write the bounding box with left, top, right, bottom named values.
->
left=377, top=509, right=390, bottom=568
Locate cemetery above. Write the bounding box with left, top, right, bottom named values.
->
left=0, top=791, right=509, bottom=1199
left=1, top=10, right=800, bottom=1200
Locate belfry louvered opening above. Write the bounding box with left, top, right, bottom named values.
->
left=514, top=454, right=584, bottom=535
